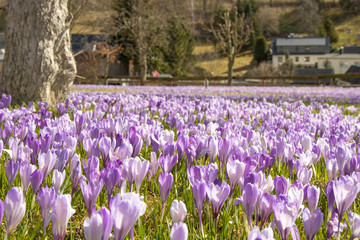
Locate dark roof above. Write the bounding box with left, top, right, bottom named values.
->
left=345, top=65, right=360, bottom=74
left=71, top=34, right=106, bottom=52
left=294, top=68, right=334, bottom=76
left=0, top=33, right=4, bottom=49
left=293, top=68, right=333, bottom=85
left=344, top=65, right=360, bottom=84
left=272, top=37, right=330, bottom=55
left=343, top=46, right=360, bottom=54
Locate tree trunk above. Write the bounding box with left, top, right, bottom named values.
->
left=0, top=0, right=77, bottom=106
left=228, top=57, right=234, bottom=86
left=140, top=55, right=147, bottom=86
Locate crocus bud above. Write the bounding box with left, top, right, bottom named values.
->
left=274, top=175, right=289, bottom=196
left=5, top=158, right=19, bottom=185
left=30, top=169, right=43, bottom=193
left=242, top=183, right=259, bottom=227
left=52, top=169, right=66, bottom=193
left=52, top=194, right=75, bottom=240
left=20, top=163, right=36, bottom=195
left=37, top=186, right=56, bottom=231
left=4, top=187, right=26, bottom=236
left=306, top=185, right=320, bottom=214
left=303, top=208, right=323, bottom=240
left=158, top=172, right=173, bottom=206
left=170, top=200, right=187, bottom=223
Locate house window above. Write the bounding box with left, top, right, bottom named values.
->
left=279, top=47, right=284, bottom=53
left=278, top=56, right=283, bottom=63
left=305, top=46, right=310, bottom=53
left=295, top=56, right=299, bottom=62
left=304, top=57, right=310, bottom=62
left=318, top=46, right=324, bottom=52
left=295, top=46, right=299, bottom=53
left=340, top=62, right=348, bottom=68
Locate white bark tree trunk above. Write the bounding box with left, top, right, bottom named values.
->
left=0, top=0, right=76, bottom=106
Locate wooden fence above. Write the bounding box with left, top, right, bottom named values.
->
left=75, top=73, right=360, bottom=87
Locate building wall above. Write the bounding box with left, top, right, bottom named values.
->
left=272, top=54, right=323, bottom=68
left=318, top=57, right=360, bottom=74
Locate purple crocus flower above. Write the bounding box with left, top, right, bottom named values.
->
left=191, top=180, right=206, bottom=235
left=75, top=112, right=87, bottom=135
left=20, top=163, right=36, bottom=194
left=333, top=175, right=360, bottom=223
left=37, top=186, right=56, bottom=231
left=129, top=130, right=143, bottom=158
left=348, top=212, right=360, bottom=239
left=170, top=222, right=188, bottom=240
left=80, top=177, right=104, bottom=216
left=326, top=158, right=338, bottom=181
left=99, top=137, right=112, bottom=165
left=248, top=227, right=275, bottom=240
left=39, top=134, right=51, bottom=154
left=83, top=156, right=100, bottom=180
left=226, top=157, right=245, bottom=195
left=4, top=187, right=26, bottom=237
left=176, top=135, right=187, bottom=162
left=326, top=181, right=335, bottom=214
left=159, top=154, right=177, bottom=173
left=170, top=200, right=187, bottom=223
left=274, top=175, right=289, bottom=196
left=151, top=134, right=160, bottom=153
left=302, top=208, right=324, bottom=240
left=30, top=169, right=43, bottom=193
left=207, top=136, right=218, bottom=163
left=101, top=167, right=121, bottom=201
left=52, top=169, right=66, bottom=193
left=242, top=183, right=259, bottom=227
left=38, top=150, right=57, bottom=180
left=5, top=158, right=20, bottom=185
left=297, top=167, right=313, bottom=186
left=27, top=137, right=39, bottom=165
left=207, top=181, right=230, bottom=233
left=306, top=185, right=320, bottom=214
left=84, top=207, right=113, bottom=240
left=272, top=197, right=300, bottom=240
left=326, top=210, right=347, bottom=239
left=258, top=193, right=276, bottom=230
left=70, top=155, right=83, bottom=194
left=149, top=152, right=159, bottom=180
left=132, top=157, right=149, bottom=192
left=110, top=192, right=146, bottom=240
left=163, top=143, right=175, bottom=157
left=218, top=137, right=232, bottom=174
left=52, top=194, right=75, bottom=240
left=158, top=172, right=173, bottom=207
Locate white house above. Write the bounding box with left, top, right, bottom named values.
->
left=318, top=46, right=360, bottom=74
left=272, top=36, right=330, bottom=68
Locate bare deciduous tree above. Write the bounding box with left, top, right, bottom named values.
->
left=76, top=42, right=122, bottom=84
left=210, top=10, right=251, bottom=86
left=256, top=7, right=279, bottom=38
left=69, top=0, right=89, bottom=30
left=114, top=0, right=166, bottom=85
left=293, top=0, right=321, bottom=35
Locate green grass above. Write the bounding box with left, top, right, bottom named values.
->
left=193, top=44, right=255, bottom=76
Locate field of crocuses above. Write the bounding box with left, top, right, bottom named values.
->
left=0, top=86, right=359, bottom=240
